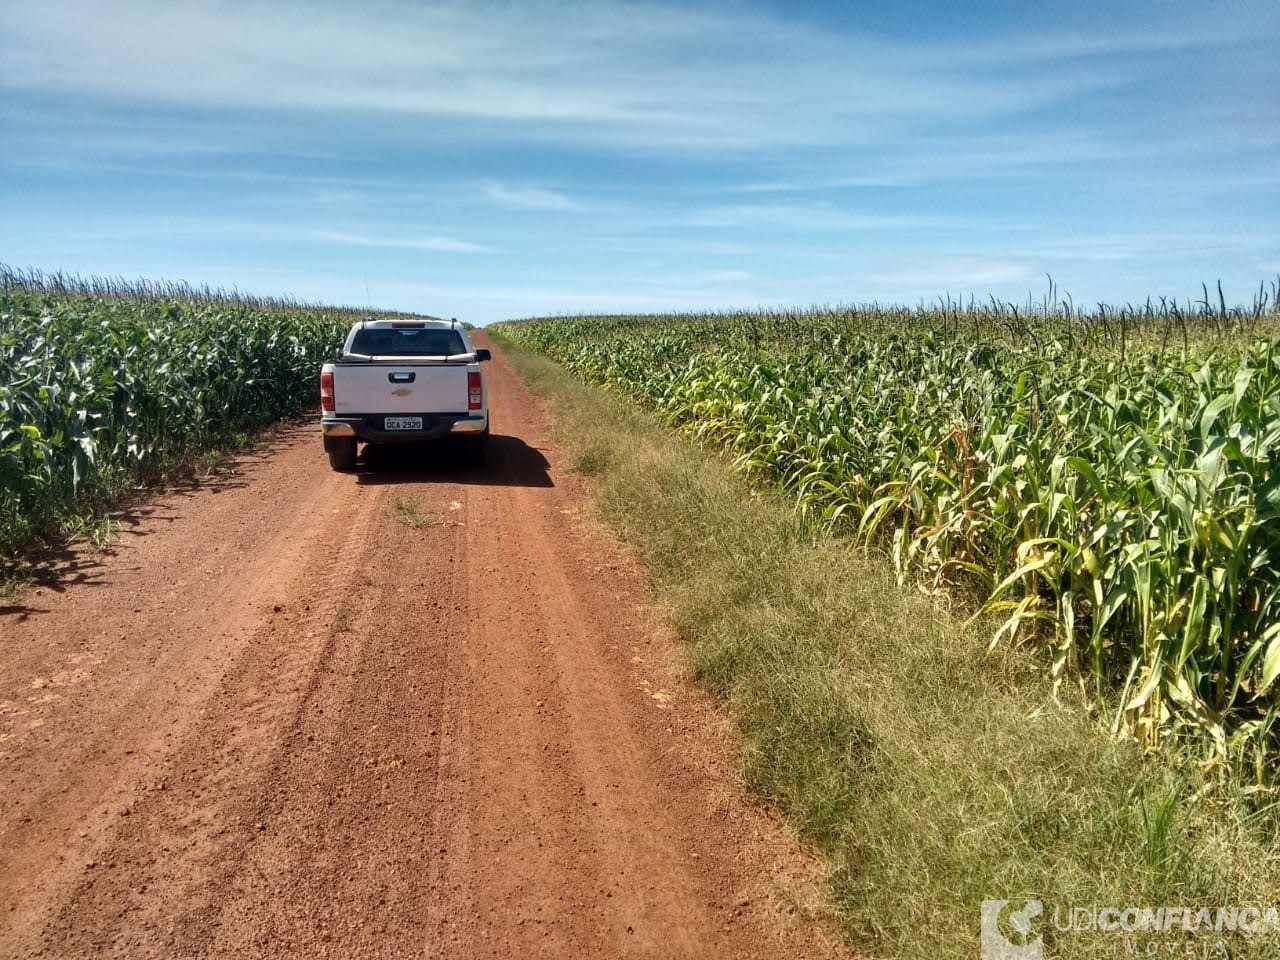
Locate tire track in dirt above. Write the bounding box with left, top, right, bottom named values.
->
left=1, top=429, right=378, bottom=954
left=0, top=336, right=842, bottom=959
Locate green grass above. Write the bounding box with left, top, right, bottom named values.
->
left=498, top=337, right=1280, bottom=959
left=392, top=496, right=437, bottom=528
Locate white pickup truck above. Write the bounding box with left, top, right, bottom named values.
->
left=320, top=318, right=491, bottom=471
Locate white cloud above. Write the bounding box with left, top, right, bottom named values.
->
left=0, top=0, right=1230, bottom=152
left=678, top=204, right=947, bottom=231
left=728, top=130, right=1149, bottom=191
left=700, top=270, right=753, bottom=285
left=1016, top=231, right=1274, bottom=264
left=0, top=214, right=497, bottom=253
left=4, top=0, right=1275, bottom=324
left=871, top=256, right=1037, bottom=292
left=691, top=242, right=756, bottom=255
left=483, top=183, right=579, bottom=211
left=310, top=230, right=494, bottom=253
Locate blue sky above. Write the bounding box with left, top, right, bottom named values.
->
left=1, top=0, right=1277, bottom=324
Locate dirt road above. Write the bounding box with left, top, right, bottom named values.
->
left=0, top=339, right=838, bottom=959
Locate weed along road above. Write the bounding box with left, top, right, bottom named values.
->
left=0, top=336, right=838, bottom=959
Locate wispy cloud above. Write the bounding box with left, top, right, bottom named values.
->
left=483, top=183, right=579, bottom=211
left=0, top=0, right=1244, bottom=152
left=0, top=215, right=497, bottom=252
left=1013, top=231, right=1275, bottom=264
left=2, top=0, right=1276, bottom=323
left=699, top=269, right=753, bottom=285
left=691, top=242, right=757, bottom=255
left=847, top=255, right=1038, bottom=293
left=310, top=230, right=494, bottom=253
left=725, top=126, right=1186, bottom=194
left=679, top=204, right=948, bottom=231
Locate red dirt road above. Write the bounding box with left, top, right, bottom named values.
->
left=0, top=339, right=839, bottom=959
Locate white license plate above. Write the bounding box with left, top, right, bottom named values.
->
left=384, top=416, right=423, bottom=430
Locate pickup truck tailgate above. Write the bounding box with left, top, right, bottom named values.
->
left=332, top=362, right=472, bottom=414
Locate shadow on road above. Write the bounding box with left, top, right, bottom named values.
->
left=0, top=437, right=276, bottom=616
left=354, top=435, right=553, bottom=488
left=0, top=549, right=106, bottom=621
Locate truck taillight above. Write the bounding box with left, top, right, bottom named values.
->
left=468, top=371, right=482, bottom=411
left=320, top=371, right=335, bottom=412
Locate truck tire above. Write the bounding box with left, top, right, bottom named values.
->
left=327, top=438, right=357, bottom=471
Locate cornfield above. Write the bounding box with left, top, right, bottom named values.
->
left=0, top=267, right=366, bottom=559
left=496, top=283, right=1280, bottom=780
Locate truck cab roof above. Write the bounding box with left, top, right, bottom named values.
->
left=341, top=318, right=474, bottom=359
left=356, top=317, right=456, bottom=329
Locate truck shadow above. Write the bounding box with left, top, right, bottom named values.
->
left=354, top=434, right=553, bottom=488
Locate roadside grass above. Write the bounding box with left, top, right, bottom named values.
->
left=61, top=514, right=121, bottom=552
left=392, top=496, right=437, bottom=529
left=498, top=339, right=1280, bottom=959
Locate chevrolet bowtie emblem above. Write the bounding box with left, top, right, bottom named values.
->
left=391, top=388, right=413, bottom=397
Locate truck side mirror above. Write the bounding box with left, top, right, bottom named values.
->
left=475, top=348, right=492, bottom=362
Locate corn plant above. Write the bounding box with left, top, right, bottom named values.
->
left=495, top=282, right=1280, bottom=781
left=0, top=267, right=384, bottom=558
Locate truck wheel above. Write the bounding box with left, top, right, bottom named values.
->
left=327, top=438, right=357, bottom=471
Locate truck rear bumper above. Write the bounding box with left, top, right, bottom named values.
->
left=322, top=414, right=487, bottom=443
